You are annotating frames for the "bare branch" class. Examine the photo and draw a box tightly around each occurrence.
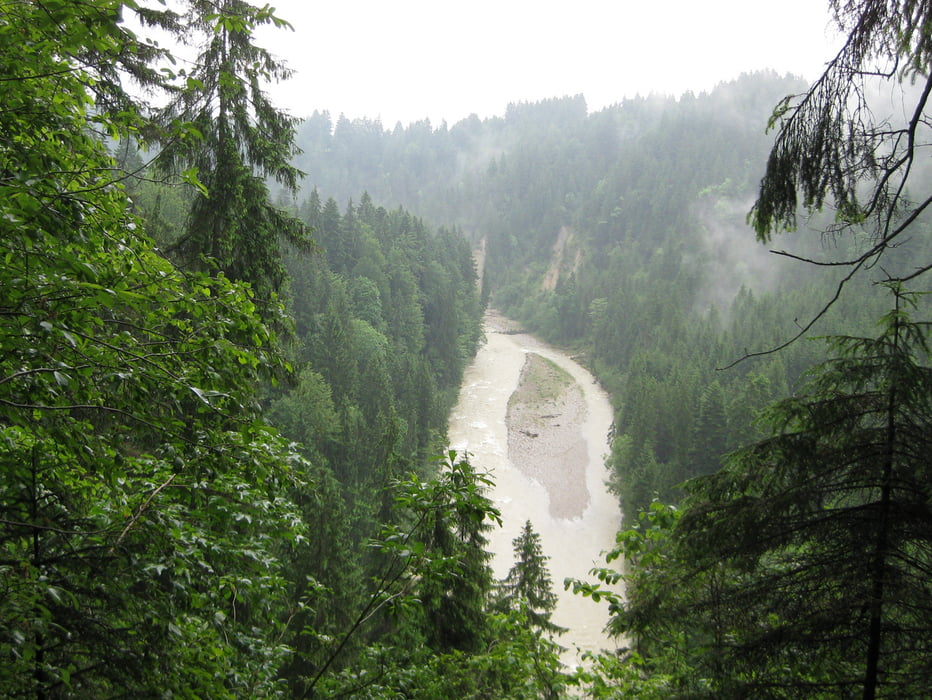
[111,474,177,551]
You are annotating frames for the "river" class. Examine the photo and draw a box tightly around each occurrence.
[447,310,623,668]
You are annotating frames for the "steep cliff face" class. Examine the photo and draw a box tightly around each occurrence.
[541,226,582,292]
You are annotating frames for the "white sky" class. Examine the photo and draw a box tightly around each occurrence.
[255,0,842,128]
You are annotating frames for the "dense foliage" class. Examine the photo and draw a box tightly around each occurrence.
[0,1,305,694]
[1,1,541,697]
[155,0,312,310]
[293,73,931,519]
[494,520,564,636]
[264,194,494,692]
[289,5,932,695]
[570,293,932,698]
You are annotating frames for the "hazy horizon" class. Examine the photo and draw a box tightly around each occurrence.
[256,0,842,128]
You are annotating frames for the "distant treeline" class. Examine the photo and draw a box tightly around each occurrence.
[291,71,932,517]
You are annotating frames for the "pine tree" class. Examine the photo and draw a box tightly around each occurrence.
[669,287,932,697]
[158,0,311,307]
[496,520,565,635]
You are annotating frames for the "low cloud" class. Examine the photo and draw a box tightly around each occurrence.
[690,194,789,314]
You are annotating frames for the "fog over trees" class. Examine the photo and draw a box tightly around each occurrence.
[2,0,930,697]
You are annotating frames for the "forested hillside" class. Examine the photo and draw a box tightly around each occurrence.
[0,1,567,697]
[292,35,932,695]
[294,72,931,518]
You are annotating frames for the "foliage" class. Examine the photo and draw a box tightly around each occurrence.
[0,2,307,693]
[300,451,521,698]
[263,185,484,693]
[752,1,932,246]
[17,0,932,695]
[292,72,922,519]
[0,1,536,697]
[579,295,932,698]
[156,0,313,307]
[311,452,570,699]
[314,613,569,700]
[400,451,500,653]
[749,0,932,360]
[494,520,565,635]
[564,502,684,697]
[673,291,932,698]
[282,193,483,481]
[411,611,569,700]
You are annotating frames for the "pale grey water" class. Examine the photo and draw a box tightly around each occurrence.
[447,312,624,668]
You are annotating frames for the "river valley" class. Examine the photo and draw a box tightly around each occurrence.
[447,310,624,668]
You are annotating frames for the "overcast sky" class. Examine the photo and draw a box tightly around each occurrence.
[254,0,842,128]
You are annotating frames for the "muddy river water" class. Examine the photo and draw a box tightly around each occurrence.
[447,311,624,667]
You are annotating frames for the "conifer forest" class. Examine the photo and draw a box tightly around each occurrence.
[1,1,931,697]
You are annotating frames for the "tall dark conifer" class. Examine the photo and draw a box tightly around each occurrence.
[158,0,311,307]
[495,520,564,635]
[670,287,932,697]
[419,454,497,653]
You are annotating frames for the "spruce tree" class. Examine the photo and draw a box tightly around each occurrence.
[669,287,932,697]
[752,1,932,301]
[419,453,498,653]
[496,520,565,635]
[157,0,312,307]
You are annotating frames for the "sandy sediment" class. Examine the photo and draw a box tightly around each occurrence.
[506,352,591,520]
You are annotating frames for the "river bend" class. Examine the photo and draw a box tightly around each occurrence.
[447,311,623,667]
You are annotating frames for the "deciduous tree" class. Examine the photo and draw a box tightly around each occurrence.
[0,2,307,694]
